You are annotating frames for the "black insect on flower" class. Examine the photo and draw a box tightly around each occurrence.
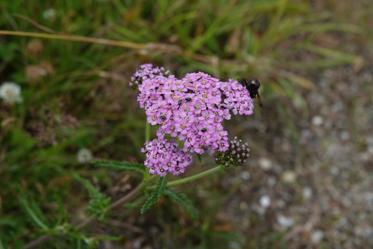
[239,79,263,107]
[215,137,250,167]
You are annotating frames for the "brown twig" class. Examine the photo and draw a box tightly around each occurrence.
[104,219,142,233]
[0,30,146,49]
[0,30,183,54]
[24,183,144,249]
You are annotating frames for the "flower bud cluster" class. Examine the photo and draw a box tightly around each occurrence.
[215,137,250,167]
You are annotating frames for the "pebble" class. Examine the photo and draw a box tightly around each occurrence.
[259,158,272,170]
[312,115,324,126]
[240,171,250,181]
[311,230,324,243]
[282,171,297,183]
[303,187,313,200]
[259,195,271,208]
[277,214,294,229]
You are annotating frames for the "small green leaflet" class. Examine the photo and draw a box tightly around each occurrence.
[140,177,167,214]
[94,160,145,173]
[164,189,199,220]
[75,175,111,220]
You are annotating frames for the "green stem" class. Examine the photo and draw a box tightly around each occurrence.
[166,165,223,187]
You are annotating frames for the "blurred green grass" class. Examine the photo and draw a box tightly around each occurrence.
[0,0,371,248]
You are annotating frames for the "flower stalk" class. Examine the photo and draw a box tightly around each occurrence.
[146,165,223,189]
[167,165,223,187]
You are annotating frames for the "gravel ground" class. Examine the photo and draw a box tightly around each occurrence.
[119,40,372,249]
[219,39,373,248]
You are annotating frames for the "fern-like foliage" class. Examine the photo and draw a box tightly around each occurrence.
[75,176,111,220]
[164,189,199,220]
[94,160,145,173]
[141,177,167,214]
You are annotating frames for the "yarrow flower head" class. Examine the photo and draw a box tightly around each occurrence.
[0,82,23,105]
[142,138,192,176]
[132,64,255,176]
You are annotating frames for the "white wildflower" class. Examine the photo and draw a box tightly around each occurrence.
[77,148,93,163]
[43,8,56,20]
[0,82,22,105]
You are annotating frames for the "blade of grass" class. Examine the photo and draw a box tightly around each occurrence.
[19,196,49,231]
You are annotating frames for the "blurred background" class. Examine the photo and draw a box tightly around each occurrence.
[0,0,372,248]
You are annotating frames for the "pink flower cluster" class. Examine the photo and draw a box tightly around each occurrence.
[132,64,254,176]
[141,138,192,176]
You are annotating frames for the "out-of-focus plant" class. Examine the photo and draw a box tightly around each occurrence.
[24,63,259,248]
[0,0,365,247]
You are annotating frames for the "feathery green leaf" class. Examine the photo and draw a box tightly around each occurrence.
[93,160,145,173]
[141,177,167,214]
[164,189,199,220]
[75,175,111,220]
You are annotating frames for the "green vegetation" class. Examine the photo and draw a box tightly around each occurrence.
[0,0,371,248]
